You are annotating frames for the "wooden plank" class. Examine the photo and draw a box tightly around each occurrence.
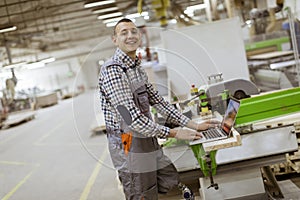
[248,50,293,60]
[202,128,241,152]
[251,112,300,130]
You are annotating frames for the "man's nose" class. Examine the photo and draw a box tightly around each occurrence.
[128,32,133,37]
[128,31,136,37]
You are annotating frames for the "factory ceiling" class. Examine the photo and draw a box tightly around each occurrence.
[0,0,203,64]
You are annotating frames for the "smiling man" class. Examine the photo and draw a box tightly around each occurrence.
[99,18,217,200]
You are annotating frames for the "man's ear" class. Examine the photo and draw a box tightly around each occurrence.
[111,35,117,46]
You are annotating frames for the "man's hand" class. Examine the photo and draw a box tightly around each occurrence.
[169,128,202,141]
[187,119,220,131]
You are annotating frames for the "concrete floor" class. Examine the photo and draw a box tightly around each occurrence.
[0,90,125,200]
[1,90,300,200]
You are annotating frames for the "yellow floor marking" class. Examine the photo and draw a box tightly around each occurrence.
[34,119,70,145]
[79,149,108,200]
[0,161,28,166]
[1,164,39,200]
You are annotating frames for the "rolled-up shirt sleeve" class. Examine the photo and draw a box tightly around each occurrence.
[102,65,170,138]
[146,82,190,127]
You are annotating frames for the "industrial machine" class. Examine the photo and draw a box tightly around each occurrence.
[162,86,300,200]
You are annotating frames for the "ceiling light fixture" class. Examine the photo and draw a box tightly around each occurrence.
[2,61,26,69]
[185,3,207,12]
[22,57,55,70]
[84,0,115,8]
[106,18,137,27]
[2,0,17,34]
[104,12,149,26]
[126,12,149,19]
[102,16,124,24]
[106,22,118,27]
[97,12,123,20]
[40,57,56,64]
[24,61,45,70]
[0,25,17,33]
[92,7,118,14]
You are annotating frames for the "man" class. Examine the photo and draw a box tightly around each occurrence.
[99,18,218,200]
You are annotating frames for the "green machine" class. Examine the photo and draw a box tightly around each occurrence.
[163,86,300,192]
[235,87,300,128]
[245,36,290,54]
[189,87,300,190]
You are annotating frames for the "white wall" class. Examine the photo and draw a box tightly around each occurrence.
[14,57,84,93]
[284,0,300,19]
[80,38,115,89]
[161,17,250,97]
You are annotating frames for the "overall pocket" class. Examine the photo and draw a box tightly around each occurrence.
[137,91,150,114]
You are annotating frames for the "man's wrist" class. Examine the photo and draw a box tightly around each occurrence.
[168,129,178,138]
[186,120,198,130]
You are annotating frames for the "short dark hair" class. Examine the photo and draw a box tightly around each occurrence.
[113,18,134,35]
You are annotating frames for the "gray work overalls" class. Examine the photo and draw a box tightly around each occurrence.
[103,60,179,200]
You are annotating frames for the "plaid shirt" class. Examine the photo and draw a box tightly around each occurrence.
[99,48,189,138]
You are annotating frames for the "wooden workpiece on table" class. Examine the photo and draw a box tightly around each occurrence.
[202,128,241,152]
[192,112,242,152]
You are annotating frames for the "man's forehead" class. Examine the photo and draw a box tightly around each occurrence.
[116,22,137,32]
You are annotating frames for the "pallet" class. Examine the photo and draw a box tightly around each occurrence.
[1,110,35,129]
[35,92,58,108]
[271,122,300,175]
[287,122,300,173]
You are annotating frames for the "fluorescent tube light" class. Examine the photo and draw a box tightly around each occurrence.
[0,25,17,33]
[3,61,26,69]
[102,16,124,24]
[84,0,115,8]
[92,7,118,14]
[106,22,118,27]
[40,57,56,64]
[24,62,45,70]
[106,19,136,27]
[186,4,207,11]
[126,12,148,19]
[97,12,123,20]
[103,12,149,26]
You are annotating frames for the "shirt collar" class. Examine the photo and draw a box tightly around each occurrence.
[113,48,141,69]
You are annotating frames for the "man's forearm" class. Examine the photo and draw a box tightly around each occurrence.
[168,129,178,138]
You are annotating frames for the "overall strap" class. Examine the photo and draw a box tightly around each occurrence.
[102,59,127,73]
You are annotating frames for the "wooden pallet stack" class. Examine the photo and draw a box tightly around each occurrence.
[286,122,300,173]
[270,122,300,175]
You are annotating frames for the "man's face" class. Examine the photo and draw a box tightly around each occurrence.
[113,22,141,54]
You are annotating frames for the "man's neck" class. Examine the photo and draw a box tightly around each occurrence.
[127,51,136,61]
